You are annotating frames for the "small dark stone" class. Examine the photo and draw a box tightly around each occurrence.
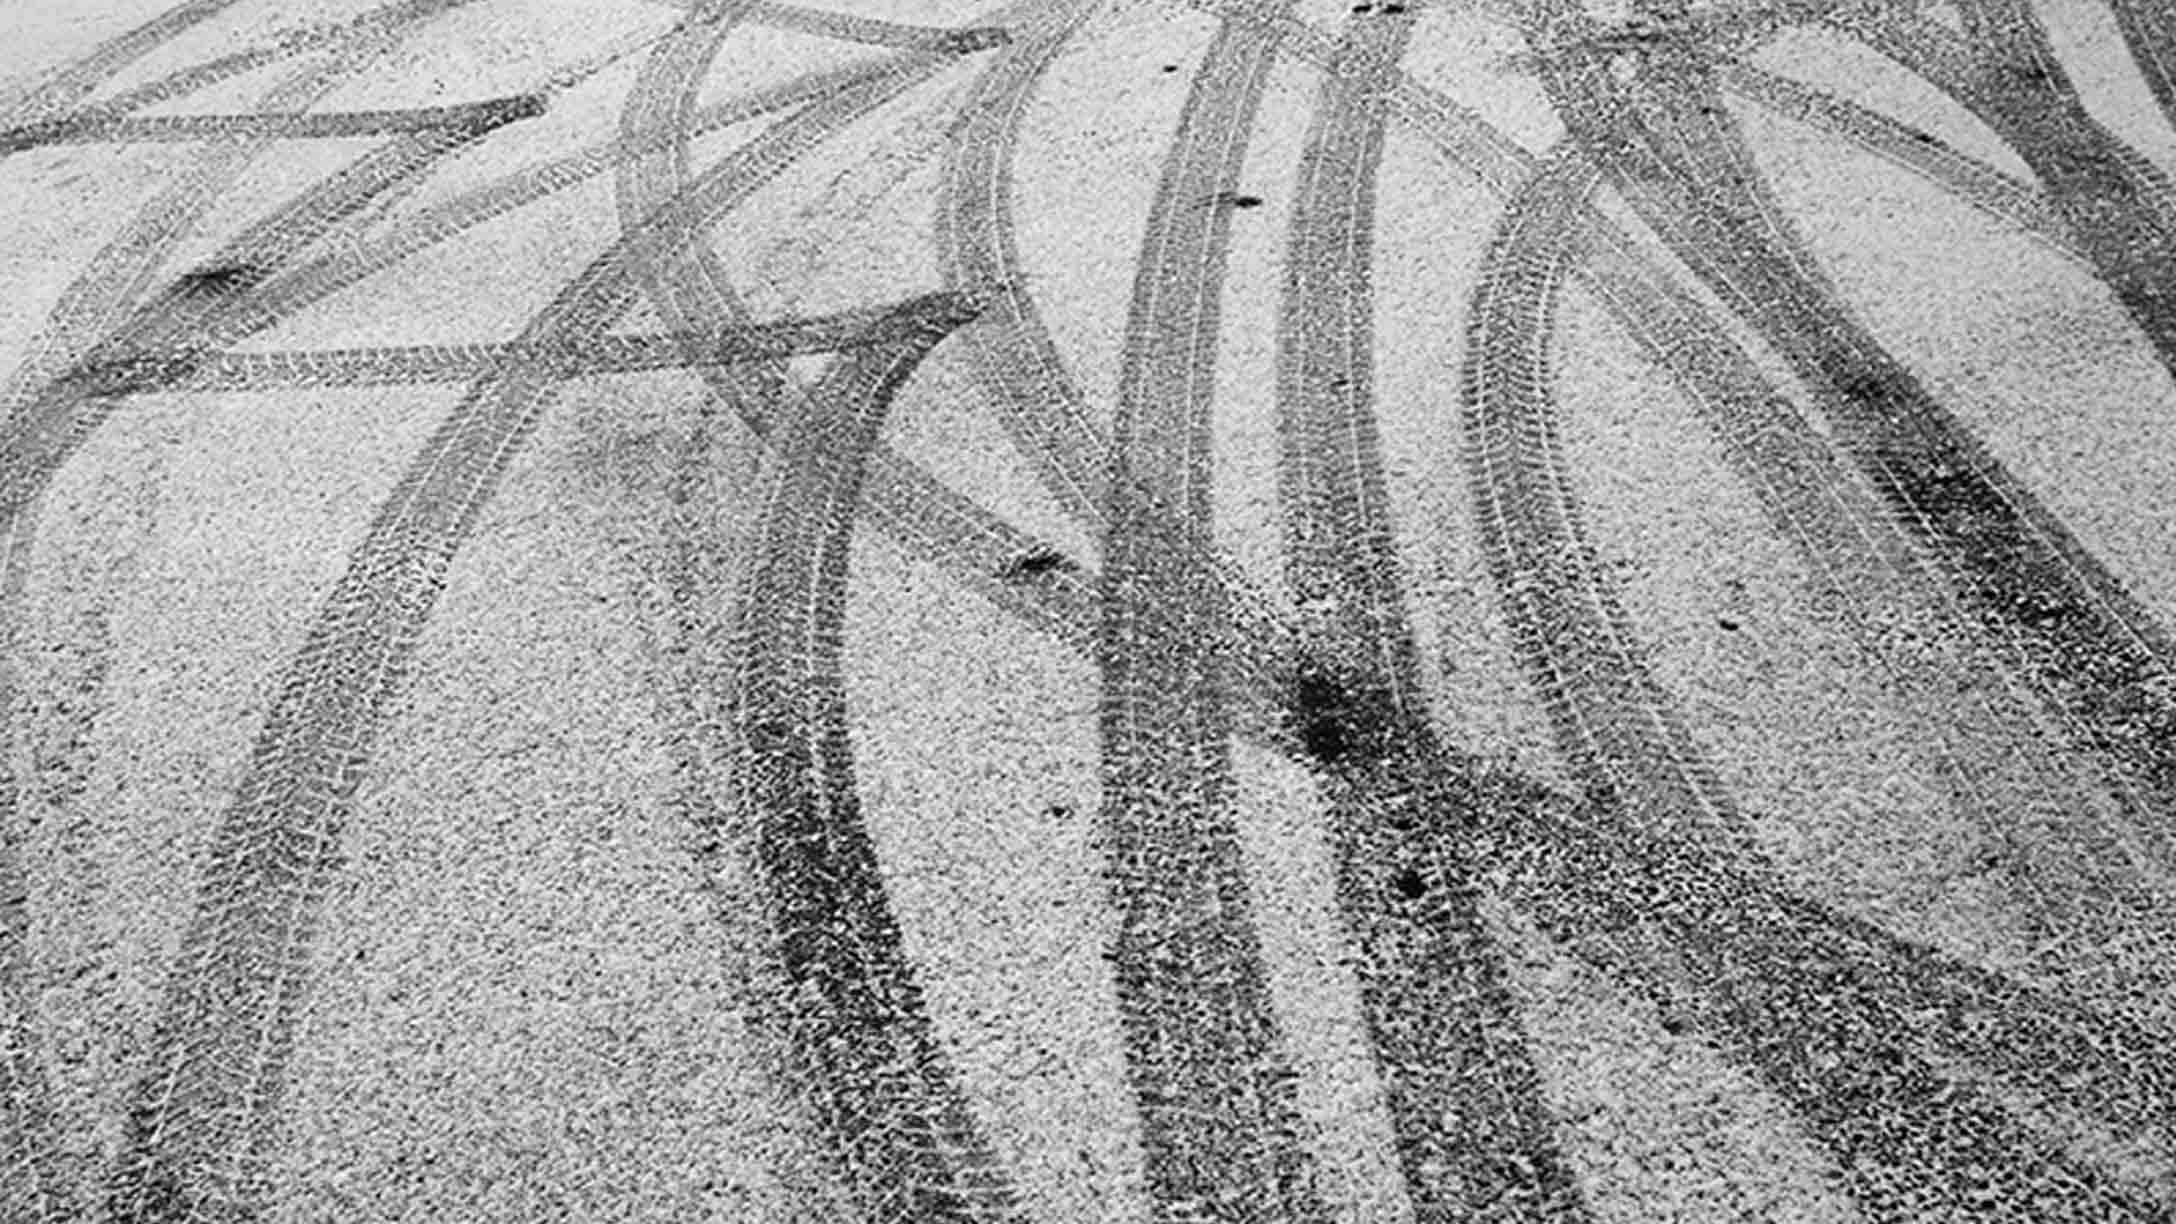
[1717,615,1740,631]
[1393,868,1427,900]
[1224,193,1265,209]
[1002,547,1076,579]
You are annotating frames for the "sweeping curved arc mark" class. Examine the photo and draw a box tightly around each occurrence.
[935,0,1106,530]
[0,0,247,127]
[1716,61,2080,261]
[1841,0,2176,385]
[728,300,1022,1222]
[100,62,922,1221]
[1097,7,1331,1217]
[1537,21,2176,893]
[1464,147,2169,1222]
[1273,11,1592,1219]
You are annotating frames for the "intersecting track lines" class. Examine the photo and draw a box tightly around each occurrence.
[0,3,525,1218]
[1465,138,2175,1223]
[723,295,1020,1222]
[96,28,985,1222]
[1273,6,1590,1219]
[1096,3,1337,1217]
[0,0,247,128]
[1839,0,2176,386]
[1532,0,2176,919]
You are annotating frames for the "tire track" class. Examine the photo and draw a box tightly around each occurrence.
[99,37,915,1219]
[2111,0,2176,134]
[1529,2,2176,928]
[742,0,1012,54]
[1273,8,1589,1219]
[721,295,1019,1221]
[1464,144,2173,1222]
[64,299,964,395]
[936,0,1105,528]
[1252,0,2176,953]
[0,0,246,127]
[1717,60,2078,261]
[0,94,547,154]
[609,9,1042,1214]
[1097,5,1328,1217]
[1840,0,2176,384]
[1,6,493,1219]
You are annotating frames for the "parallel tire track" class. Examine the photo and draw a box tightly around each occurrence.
[610,9,1034,1214]
[1533,8,2176,918]
[936,0,1105,527]
[100,39,908,1218]
[724,295,1019,1221]
[1464,143,2173,1222]
[1274,8,1589,1219]
[1098,6,1329,1218]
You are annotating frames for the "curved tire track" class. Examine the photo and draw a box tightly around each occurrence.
[723,295,1019,1221]
[1465,143,2172,1223]
[100,41,915,1219]
[1273,8,1589,1219]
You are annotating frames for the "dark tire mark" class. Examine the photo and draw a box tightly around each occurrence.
[1099,7,1329,1217]
[0,93,546,154]
[1533,2,2176,922]
[1275,9,1590,1219]
[100,33,907,1219]
[1465,141,2172,1222]
[726,295,1019,1221]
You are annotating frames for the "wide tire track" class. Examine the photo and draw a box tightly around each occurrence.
[1095,5,1332,1218]
[722,297,1019,1221]
[1273,8,1590,1220]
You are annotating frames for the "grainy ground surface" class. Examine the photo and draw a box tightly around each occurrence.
[2,1,2176,1221]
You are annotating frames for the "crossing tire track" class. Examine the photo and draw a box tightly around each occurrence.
[721,296,1020,1221]
[1531,4,2176,922]
[1464,142,2172,1223]
[99,43,926,1219]
[1095,6,1332,1217]
[1273,8,1590,1219]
